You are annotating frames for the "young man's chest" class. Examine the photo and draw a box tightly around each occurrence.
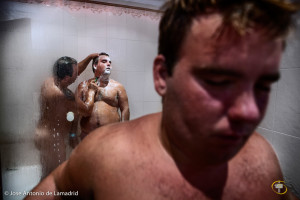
[91,155,280,200]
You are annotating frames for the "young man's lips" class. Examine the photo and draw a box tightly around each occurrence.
[213,133,243,145]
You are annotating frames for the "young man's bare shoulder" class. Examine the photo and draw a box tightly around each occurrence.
[228,132,283,193]
[232,132,281,171]
[220,133,284,200]
[69,112,162,173]
[240,132,279,162]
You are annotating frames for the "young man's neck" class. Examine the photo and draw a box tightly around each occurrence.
[159,121,228,198]
[95,74,110,86]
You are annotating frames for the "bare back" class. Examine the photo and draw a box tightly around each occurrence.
[35,78,78,144]
[35,77,79,178]
[54,113,289,200]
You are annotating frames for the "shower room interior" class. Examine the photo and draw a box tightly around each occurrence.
[0,0,299,199]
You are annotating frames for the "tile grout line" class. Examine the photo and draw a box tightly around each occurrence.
[258,127,300,140]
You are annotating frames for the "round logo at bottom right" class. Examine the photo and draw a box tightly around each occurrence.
[271,180,287,195]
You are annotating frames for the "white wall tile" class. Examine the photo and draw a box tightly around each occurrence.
[0,68,21,106]
[273,69,300,138]
[18,69,40,105]
[63,35,78,57]
[31,21,64,54]
[126,13,159,42]
[126,14,146,41]
[63,9,86,37]
[44,24,64,51]
[31,21,47,50]
[259,83,278,130]
[17,104,35,138]
[0,105,20,139]
[143,101,162,115]
[143,70,161,101]
[85,11,106,38]
[0,31,31,69]
[280,29,300,69]
[32,4,63,24]
[129,101,143,120]
[126,71,144,102]
[77,36,88,59]
[30,49,53,82]
[142,17,159,42]
[143,41,157,72]
[107,38,127,71]
[126,40,146,71]
[107,11,127,40]
[84,36,107,55]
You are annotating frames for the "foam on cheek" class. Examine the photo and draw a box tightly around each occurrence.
[82,81,87,87]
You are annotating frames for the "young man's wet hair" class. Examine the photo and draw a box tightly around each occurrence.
[159,0,299,75]
[53,56,77,80]
[92,52,110,73]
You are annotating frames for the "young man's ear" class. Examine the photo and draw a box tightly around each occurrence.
[153,54,169,96]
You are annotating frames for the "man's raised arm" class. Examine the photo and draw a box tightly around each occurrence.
[77,53,99,76]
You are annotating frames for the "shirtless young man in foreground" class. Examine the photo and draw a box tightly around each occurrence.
[27,0,299,199]
[34,53,99,179]
[75,52,129,139]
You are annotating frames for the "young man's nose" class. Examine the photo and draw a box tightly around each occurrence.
[228,91,261,123]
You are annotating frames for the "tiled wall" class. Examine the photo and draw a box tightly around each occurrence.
[258,15,300,198]
[0,0,162,144]
[0,1,161,197]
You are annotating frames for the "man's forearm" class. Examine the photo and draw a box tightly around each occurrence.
[77,53,99,75]
[77,89,96,117]
[25,173,60,200]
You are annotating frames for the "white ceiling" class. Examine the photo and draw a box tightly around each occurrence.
[92,0,167,11]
